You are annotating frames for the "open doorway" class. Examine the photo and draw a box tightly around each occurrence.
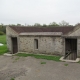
[11,37,18,54]
[65,38,77,60]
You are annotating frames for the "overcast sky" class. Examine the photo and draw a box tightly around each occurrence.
[0,0,80,25]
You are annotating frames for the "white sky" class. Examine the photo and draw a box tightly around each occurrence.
[0,0,80,25]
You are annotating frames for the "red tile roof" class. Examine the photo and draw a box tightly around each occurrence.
[9,26,74,34]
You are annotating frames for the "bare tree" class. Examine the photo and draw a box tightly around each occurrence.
[59,20,69,26]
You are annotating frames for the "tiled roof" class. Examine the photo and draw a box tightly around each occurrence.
[9,26,74,34]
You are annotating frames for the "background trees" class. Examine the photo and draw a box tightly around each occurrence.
[59,20,69,26]
[0,20,75,35]
[0,24,6,35]
[48,22,59,27]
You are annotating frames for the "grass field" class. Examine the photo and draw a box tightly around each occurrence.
[16,53,61,61]
[0,35,7,44]
[0,35,8,55]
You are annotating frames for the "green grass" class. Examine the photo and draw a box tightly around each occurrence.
[0,35,6,44]
[10,78,15,80]
[41,62,46,64]
[64,64,68,66]
[78,61,80,63]
[0,35,8,55]
[16,53,61,61]
[12,57,20,63]
[15,57,20,60]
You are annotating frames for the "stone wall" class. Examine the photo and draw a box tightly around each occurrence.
[6,26,18,52]
[19,36,63,55]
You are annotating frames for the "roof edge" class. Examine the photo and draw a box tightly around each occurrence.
[19,32,62,36]
[8,26,19,34]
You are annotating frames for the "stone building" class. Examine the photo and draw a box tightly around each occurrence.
[6,25,80,60]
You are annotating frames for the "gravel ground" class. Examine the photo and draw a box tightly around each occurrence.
[0,55,80,80]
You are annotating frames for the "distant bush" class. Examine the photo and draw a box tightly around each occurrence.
[0,25,6,34]
[0,31,4,35]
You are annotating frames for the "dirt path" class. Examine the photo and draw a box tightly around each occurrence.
[0,55,80,80]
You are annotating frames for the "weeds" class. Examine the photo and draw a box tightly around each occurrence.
[41,62,46,64]
[64,64,68,66]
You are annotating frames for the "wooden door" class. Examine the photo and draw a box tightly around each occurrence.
[65,39,77,60]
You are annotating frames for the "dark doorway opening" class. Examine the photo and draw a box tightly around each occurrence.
[34,39,38,49]
[65,38,77,60]
[11,37,18,54]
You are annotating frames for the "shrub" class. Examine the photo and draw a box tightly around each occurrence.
[0,31,4,35]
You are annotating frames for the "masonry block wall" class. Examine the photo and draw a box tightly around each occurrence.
[6,26,18,52]
[19,36,63,55]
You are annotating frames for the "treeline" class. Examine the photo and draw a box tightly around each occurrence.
[0,24,6,35]
[0,20,79,35]
[17,20,72,27]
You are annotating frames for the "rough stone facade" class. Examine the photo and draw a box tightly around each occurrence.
[19,36,63,55]
[6,26,18,53]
